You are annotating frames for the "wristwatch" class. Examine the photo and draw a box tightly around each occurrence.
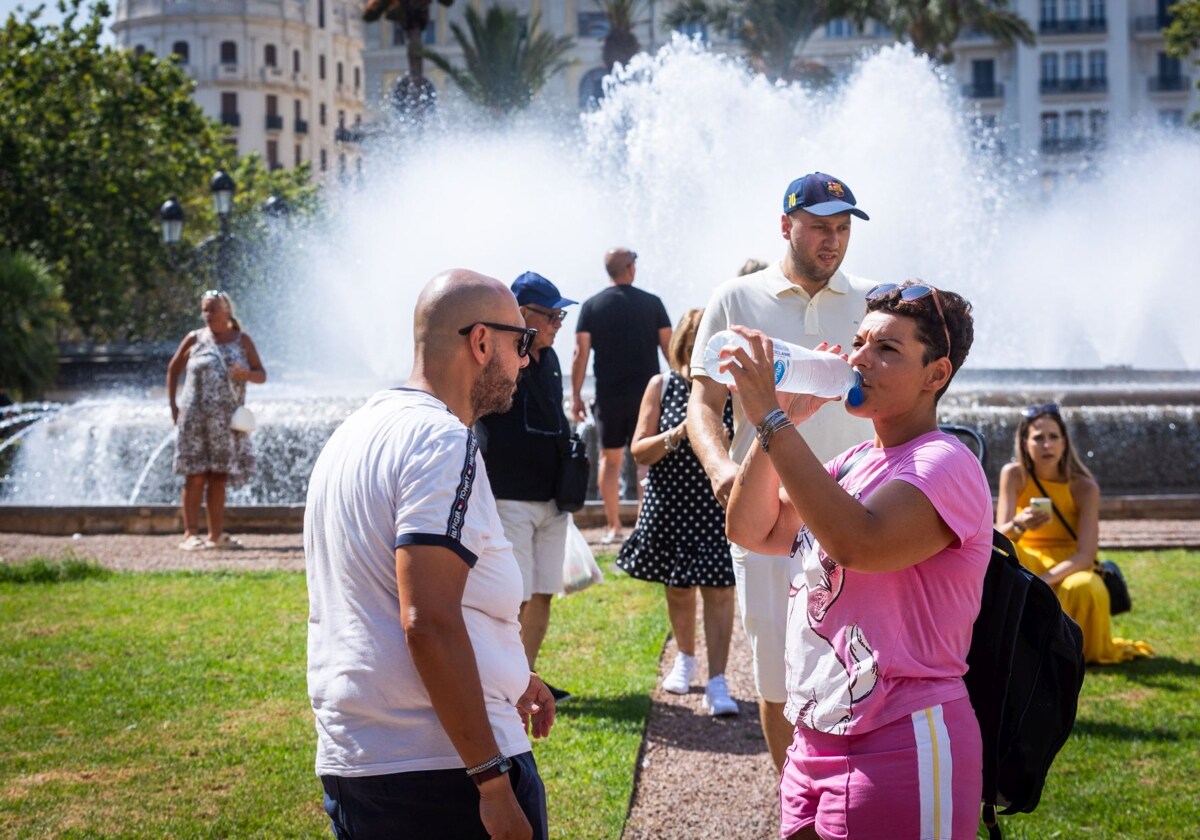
[466,753,513,786]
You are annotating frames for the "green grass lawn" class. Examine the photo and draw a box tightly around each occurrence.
[1,550,1196,839]
[0,555,665,838]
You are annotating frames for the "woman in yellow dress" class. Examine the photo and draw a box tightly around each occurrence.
[996,404,1151,664]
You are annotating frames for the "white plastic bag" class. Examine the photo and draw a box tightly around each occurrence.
[561,516,603,595]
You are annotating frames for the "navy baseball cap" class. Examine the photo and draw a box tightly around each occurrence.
[511,271,577,309]
[782,173,869,220]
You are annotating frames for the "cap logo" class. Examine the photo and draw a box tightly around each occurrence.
[787,193,798,209]
[826,181,845,198]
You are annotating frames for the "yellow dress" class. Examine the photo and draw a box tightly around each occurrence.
[1014,477,1152,665]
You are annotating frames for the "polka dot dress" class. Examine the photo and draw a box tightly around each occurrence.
[617,372,735,588]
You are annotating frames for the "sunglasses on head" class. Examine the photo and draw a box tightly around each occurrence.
[458,322,538,358]
[202,289,224,298]
[1023,403,1061,419]
[866,283,952,360]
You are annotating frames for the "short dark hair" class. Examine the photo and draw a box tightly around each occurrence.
[865,281,973,400]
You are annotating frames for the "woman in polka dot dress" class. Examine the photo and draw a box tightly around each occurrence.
[617,309,739,715]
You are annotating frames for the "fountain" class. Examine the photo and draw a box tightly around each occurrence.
[2,40,1198,530]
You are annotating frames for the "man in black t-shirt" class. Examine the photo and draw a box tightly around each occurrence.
[571,247,672,545]
[479,272,577,700]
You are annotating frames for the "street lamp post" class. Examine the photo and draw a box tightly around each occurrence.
[159,169,239,292]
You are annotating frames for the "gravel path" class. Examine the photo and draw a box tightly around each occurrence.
[3,520,1198,839]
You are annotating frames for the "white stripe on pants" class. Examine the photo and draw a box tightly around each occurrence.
[912,704,955,839]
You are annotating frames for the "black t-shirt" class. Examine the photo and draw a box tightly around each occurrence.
[576,284,671,400]
[478,347,566,501]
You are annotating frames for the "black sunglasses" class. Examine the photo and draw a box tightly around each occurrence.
[524,305,568,325]
[458,322,538,358]
[866,283,952,360]
[1023,403,1061,419]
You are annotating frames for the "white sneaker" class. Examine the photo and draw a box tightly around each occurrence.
[704,674,739,716]
[661,652,696,694]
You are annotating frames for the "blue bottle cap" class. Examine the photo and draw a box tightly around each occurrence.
[846,372,864,408]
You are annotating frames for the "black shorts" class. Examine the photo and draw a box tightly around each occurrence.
[321,751,547,840]
[594,391,643,450]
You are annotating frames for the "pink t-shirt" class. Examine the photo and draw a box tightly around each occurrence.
[783,430,992,735]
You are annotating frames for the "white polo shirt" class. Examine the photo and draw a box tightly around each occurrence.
[305,388,532,777]
[690,263,875,464]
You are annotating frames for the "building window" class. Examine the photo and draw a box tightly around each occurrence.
[1088,0,1105,21]
[674,20,709,42]
[320,103,326,126]
[295,144,302,167]
[134,44,146,57]
[337,61,344,85]
[354,66,361,90]
[171,41,189,64]
[337,109,345,128]
[1088,50,1106,82]
[1041,112,1060,140]
[319,0,325,28]
[1159,109,1184,128]
[221,92,239,126]
[825,18,854,38]
[293,49,301,74]
[220,41,237,65]
[265,44,278,67]
[577,11,609,37]
[319,54,326,80]
[267,94,278,116]
[1064,0,1081,21]
[1064,111,1083,139]
[1088,109,1107,139]
[1158,51,1183,80]
[1040,53,1059,82]
[294,99,302,120]
[1064,51,1082,81]
[339,154,346,177]
[320,148,327,171]
[1039,0,1057,24]
[267,139,279,169]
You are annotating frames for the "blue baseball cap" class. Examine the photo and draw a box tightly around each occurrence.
[782,173,869,220]
[511,271,577,309]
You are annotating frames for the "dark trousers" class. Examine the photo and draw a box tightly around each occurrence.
[321,751,546,840]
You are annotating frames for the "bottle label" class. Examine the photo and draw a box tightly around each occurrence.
[773,360,786,386]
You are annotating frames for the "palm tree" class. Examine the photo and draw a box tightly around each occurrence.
[423,5,575,114]
[665,0,853,82]
[0,250,69,400]
[848,0,1035,64]
[596,0,643,68]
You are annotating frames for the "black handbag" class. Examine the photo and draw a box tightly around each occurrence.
[1030,475,1131,616]
[524,365,590,513]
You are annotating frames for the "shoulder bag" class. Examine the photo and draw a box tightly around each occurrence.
[1029,474,1130,615]
[525,367,588,513]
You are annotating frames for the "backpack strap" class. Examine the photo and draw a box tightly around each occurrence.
[835,444,871,482]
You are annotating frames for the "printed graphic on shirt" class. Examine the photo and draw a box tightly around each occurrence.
[787,512,879,734]
[446,431,478,540]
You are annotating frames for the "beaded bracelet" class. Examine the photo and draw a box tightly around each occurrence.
[664,428,679,452]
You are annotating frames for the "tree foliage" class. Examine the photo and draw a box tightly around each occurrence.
[851,0,1035,64]
[0,1,320,342]
[1165,0,1200,127]
[596,0,643,68]
[0,250,70,400]
[423,5,575,113]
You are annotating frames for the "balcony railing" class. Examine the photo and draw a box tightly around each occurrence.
[1040,137,1101,154]
[220,112,240,127]
[1040,77,1108,94]
[294,118,309,135]
[265,115,284,130]
[962,82,1004,99]
[1038,17,1107,34]
[1133,13,1174,32]
[1149,75,1191,92]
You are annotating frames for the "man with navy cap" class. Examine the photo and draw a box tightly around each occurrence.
[479,271,579,700]
[687,173,875,777]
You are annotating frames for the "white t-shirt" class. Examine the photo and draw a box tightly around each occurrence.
[305,388,532,777]
[690,263,875,464]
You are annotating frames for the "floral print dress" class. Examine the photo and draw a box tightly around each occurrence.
[173,328,255,484]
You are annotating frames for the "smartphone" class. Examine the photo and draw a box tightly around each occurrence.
[1030,497,1052,515]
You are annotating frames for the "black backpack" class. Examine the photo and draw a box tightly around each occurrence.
[964,530,1086,839]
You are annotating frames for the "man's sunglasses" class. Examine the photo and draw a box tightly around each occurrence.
[458,322,538,358]
[1023,403,1061,419]
[524,305,568,325]
[866,283,952,360]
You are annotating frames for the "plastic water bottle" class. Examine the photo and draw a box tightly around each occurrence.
[702,329,864,407]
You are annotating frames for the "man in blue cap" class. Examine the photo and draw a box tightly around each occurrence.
[687,172,875,774]
[479,271,579,701]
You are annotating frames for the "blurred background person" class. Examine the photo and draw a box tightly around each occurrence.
[617,309,739,716]
[996,404,1151,664]
[166,290,266,551]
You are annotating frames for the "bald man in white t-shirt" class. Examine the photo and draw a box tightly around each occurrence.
[306,269,556,840]
[688,174,875,775]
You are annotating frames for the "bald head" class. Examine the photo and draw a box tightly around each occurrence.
[414,269,521,352]
[604,247,637,282]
